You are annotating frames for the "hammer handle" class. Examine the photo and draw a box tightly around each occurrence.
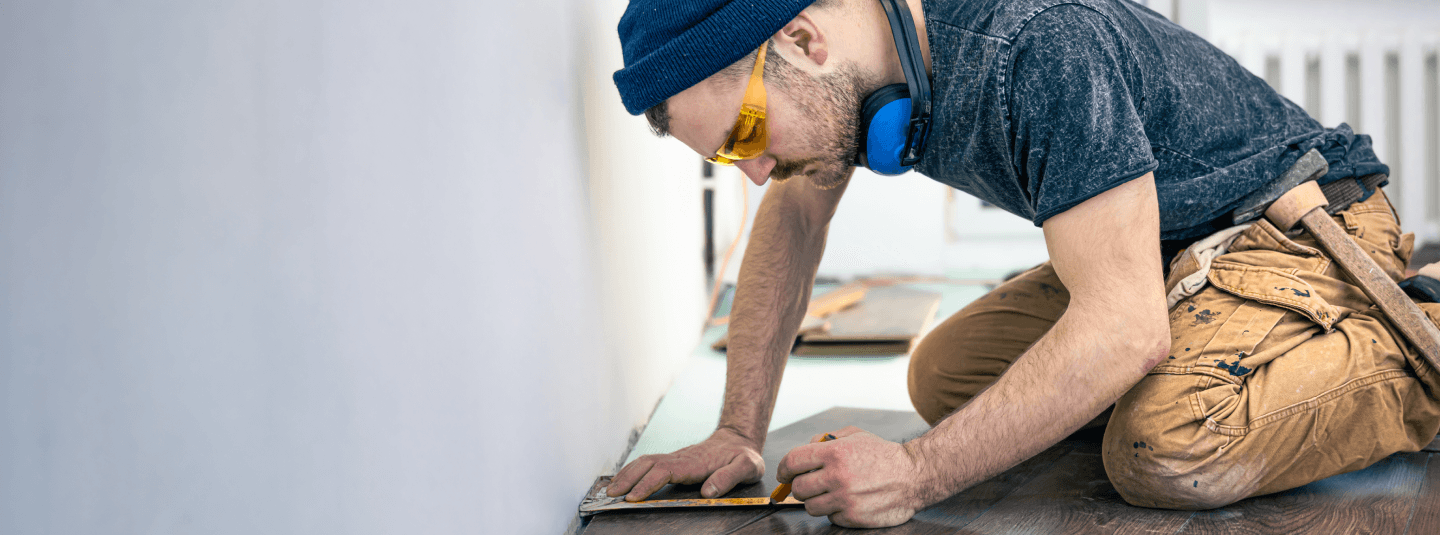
[1299,208,1440,369]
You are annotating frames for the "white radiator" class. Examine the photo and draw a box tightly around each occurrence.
[1208,21,1440,242]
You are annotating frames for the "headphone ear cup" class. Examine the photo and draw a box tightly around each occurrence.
[856,84,913,175]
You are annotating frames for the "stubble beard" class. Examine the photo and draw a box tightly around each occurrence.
[768,64,867,190]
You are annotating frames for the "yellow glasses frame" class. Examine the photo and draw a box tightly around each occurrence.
[707,41,769,165]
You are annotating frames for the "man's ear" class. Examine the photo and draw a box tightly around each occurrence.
[773,11,828,69]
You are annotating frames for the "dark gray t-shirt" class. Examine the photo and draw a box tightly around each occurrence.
[914,0,1387,243]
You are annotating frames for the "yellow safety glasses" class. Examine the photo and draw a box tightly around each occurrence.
[707,41,769,165]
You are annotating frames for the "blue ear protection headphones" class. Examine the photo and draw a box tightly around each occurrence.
[855,0,932,175]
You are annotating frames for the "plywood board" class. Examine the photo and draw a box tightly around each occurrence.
[800,286,940,343]
[712,286,941,355]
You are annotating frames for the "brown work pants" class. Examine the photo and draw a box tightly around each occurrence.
[908,190,1440,509]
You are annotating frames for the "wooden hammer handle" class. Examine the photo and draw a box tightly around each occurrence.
[1298,208,1440,367]
[1265,181,1440,370]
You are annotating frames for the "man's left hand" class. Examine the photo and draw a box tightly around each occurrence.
[776,426,923,528]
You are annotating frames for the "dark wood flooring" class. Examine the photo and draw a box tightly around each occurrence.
[581,407,1440,535]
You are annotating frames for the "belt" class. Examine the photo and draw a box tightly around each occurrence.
[1230,149,1387,226]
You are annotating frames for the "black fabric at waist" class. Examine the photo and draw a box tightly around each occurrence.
[1159,172,1388,276]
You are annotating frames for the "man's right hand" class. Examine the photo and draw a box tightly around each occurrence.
[605,427,765,501]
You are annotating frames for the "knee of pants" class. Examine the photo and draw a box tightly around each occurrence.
[908,262,1066,425]
[1105,460,1255,510]
[906,334,1006,427]
[1102,418,1259,510]
[907,336,967,427]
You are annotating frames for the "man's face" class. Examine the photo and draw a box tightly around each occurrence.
[667,54,866,189]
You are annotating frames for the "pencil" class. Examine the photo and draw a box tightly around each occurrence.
[770,433,837,503]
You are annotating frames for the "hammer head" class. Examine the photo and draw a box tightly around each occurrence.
[1230,148,1330,226]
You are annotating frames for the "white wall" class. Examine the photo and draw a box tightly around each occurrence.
[0,1,701,533]
[580,0,710,428]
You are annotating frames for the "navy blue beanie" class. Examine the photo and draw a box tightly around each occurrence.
[614,0,818,115]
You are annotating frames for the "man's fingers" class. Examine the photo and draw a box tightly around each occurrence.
[828,512,859,528]
[802,491,841,517]
[701,458,762,498]
[607,455,658,496]
[830,425,866,438]
[776,443,826,483]
[1419,261,1440,280]
[791,469,837,501]
[625,465,675,502]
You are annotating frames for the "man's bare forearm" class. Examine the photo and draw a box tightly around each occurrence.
[718,177,849,447]
[904,175,1169,508]
[904,307,1169,505]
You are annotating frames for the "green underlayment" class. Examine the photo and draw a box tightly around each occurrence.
[623,280,994,466]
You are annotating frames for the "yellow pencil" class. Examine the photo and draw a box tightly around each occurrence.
[770,433,837,503]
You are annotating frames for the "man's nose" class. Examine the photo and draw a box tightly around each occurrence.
[735,157,774,186]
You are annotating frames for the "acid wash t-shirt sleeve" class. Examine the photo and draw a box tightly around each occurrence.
[1008,5,1159,226]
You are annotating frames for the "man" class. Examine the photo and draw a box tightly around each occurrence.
[604,0,1440,528]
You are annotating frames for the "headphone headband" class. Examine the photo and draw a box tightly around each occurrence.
[877,0,931,166]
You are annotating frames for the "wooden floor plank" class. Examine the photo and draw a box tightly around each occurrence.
[579,506,765,535]
[1403,453,1440,535]
[585,410,1439,534]
[729,442,1080,535]
[957,441,1194,535]
[1177,452,1430,535]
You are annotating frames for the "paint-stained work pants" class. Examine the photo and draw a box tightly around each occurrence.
[907,190,1440,509]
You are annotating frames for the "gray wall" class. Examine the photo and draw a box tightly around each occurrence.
[0,1,676,533]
